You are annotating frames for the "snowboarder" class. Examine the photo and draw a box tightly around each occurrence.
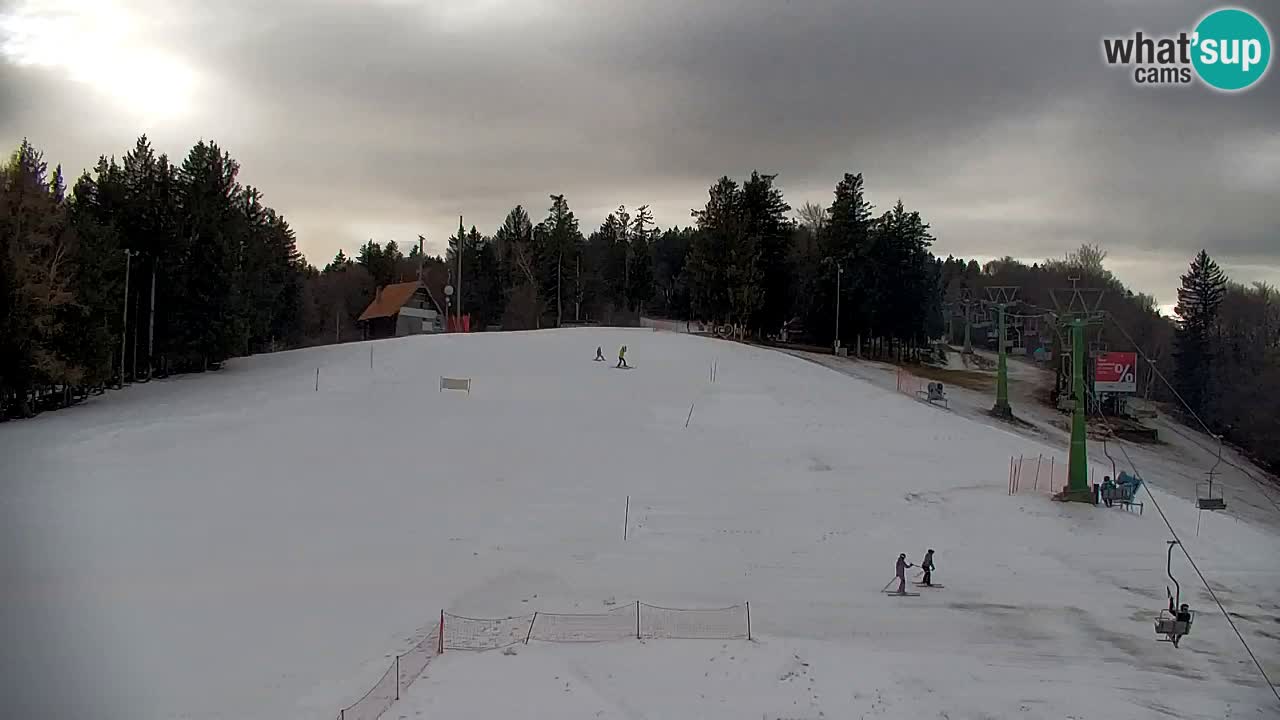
[595,346,606,361]
[617,345,629,368]
[920,549,936,587]
[895,553,913,594]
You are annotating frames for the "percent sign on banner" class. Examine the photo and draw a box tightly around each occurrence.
[1095,351,1137,393]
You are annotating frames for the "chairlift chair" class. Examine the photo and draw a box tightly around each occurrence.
[1155,540,1194,647]
[1100,434,1117,503]
[1196,436,1227,511]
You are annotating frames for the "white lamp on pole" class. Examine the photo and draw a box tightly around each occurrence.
[443,284,454,332]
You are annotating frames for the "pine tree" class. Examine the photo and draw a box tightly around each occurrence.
[237,186,274,353]
[688,177,741,323]
[652,227,693,318]
[358,240,397,287]
[266,211,305,346]
[627,205,656,312]
[1174,249,1227,413]
[326,249,350,273]
[0,140,79,413]
[867,200,936,347]
[596,208,630,309]
[538,194,582,327]
[147,153,181,375]
[807,173,873,345]
[468,232,503,330]
[175,141,243,369]
[739,172,792,333]
[117,136,160,377]
[494,205,540,328]
[64,170,124,388]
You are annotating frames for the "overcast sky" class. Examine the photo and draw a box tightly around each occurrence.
[1,0,1276,307]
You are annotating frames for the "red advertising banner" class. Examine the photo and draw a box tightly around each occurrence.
[1095,351,1137,393]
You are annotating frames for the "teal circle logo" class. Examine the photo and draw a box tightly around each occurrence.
[1192,8,1271,91]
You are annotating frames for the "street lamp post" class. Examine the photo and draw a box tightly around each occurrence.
[834,265,843,354]
[120,249,133,388]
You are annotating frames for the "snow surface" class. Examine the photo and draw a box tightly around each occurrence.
[2,328,1278,719]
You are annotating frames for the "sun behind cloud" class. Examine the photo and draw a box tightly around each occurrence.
[0,0,200,125]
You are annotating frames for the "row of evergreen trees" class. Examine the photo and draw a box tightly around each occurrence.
[312,170,942,352]
[1,137,305,416]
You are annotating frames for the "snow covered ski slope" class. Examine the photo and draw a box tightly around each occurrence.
[1,328,1277,719]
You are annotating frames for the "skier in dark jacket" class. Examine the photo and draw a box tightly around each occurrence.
[595,346,606,361]
[895,553,913,594]
[920,549,936,587]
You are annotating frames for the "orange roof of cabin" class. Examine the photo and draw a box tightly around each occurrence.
[358,281,425,321]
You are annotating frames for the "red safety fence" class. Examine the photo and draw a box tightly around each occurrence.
[445,314,472,332]
[1009,453,1065,495]
[1008,453,1110,496]
[896,368,924,396]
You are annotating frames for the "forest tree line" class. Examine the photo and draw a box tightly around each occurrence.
[3,137,1278,471]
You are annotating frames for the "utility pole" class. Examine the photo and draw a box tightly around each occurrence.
[417,235,425,282]
[1050,278,1107,502]
[834,264,843,353]
[148,261,156,378]
[132,268,140,381]
[456,216,464,329]
[444,267,454,332]
[120,249,132,388]
[985,286,1019,419]
[960,288,974,355]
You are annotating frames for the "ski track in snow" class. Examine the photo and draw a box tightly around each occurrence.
[1,328,1277,719]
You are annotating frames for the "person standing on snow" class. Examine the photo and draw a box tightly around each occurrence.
[895,553,913,594]
[617,345,629,368]
[920,549,936,587]
[595,346,606,361]
[1101,476,1116,507]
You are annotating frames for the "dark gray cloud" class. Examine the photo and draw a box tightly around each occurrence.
[2,0,1277,302]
